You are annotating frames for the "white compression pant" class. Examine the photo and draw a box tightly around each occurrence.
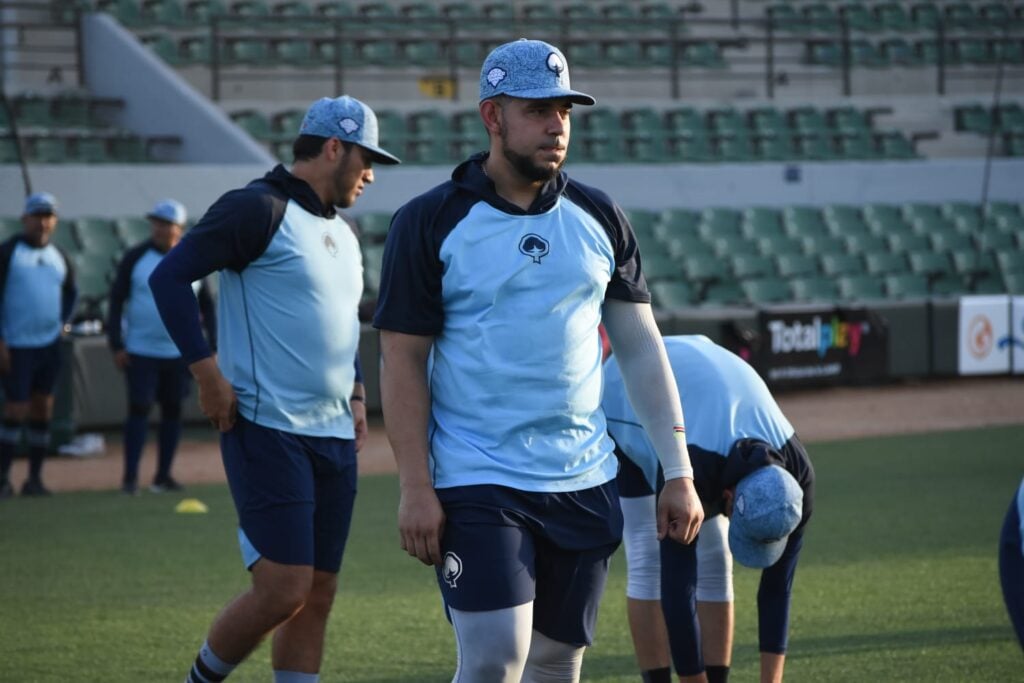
[620,494,734,602]
[449,605,585,683]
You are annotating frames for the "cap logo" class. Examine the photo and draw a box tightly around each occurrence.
[338,117,360,135]
[546,52,564,74]
[487,67,508,88]
[735,493,746,516]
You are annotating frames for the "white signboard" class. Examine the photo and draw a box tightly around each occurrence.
[958,295,1011,375]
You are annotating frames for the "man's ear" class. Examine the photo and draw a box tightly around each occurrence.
[479,100,501,136]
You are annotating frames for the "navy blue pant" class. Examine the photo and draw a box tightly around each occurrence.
[122,354,190,486]
[999,492,1024,650]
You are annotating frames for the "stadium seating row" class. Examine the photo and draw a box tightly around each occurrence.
[0,133,171,164]
[766,2,1024,34]
[804,36,1024,66]
[233,104,922,164]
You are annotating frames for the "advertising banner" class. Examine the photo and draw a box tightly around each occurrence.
[753,306,888,388]
[958,296,1011,375]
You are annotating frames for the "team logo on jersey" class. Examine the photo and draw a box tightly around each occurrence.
[322,232,339,257]
[735,493,746,517]
[546,52,565,74]
[442,552,463,588]
[486,67,507,88]
[519,233,550,264]
[338,117,360,135]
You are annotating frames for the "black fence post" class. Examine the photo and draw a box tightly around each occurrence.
[766,17,775,99]
[210,16,220,101]
[840,14,851,96]
[936,19,946,96]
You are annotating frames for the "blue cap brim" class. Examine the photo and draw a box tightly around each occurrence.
[484,87,596,106]
[728,524,788,569]
[358,142,402,165]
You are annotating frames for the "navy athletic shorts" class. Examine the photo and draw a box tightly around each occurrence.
[999,491,1024,649]
[435,481,623,646]
[125,354,190,406]
[221,415,357,573]
[1,339,62,402]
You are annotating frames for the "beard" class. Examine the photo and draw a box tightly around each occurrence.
[500,129,565,183]
[332,156,356,208]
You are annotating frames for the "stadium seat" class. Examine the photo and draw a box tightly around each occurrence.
[783,206,828,236]
[0,216,24,240]
[1003,271,1024,294]
[643,253,684,282]
[776,252,820,278]
[757,234,805,257]
[929,231,973,252]
[683,254,729,286]
[114,216,151,245]
[824,204,869,236]
[975,230,1016,251]
[802,234,847,256]
[356,212,392,243]
[757,134,798,161]
[701,282,746,306]
[864,251,908,275]
[650,281,695,310]
[49,224,80,254]
[658,208,700,233]
[730,253,776,279]
[837,274,885,300]
[877,132,918,159]
[230,109,272,140]
[740,207,784,238]
[820,252,865,276]
[887,232,930,253]
[75,217,123,258]
[790,276,840,301]
[712,234,759,258]
[740,277,791,305]
[884,273,931,298]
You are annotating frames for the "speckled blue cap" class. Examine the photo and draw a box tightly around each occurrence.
[299,95,401,165]
[147,199,187,226]
[479,39,595,105]
[24,192,58,215]
[729,465,804,569]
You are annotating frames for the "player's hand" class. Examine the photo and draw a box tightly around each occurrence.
[0,341,8,374]
[397,483,446,566]
[189,357,237,432]
[352,398,368,452]
[113,350,130,371]
[657,476,704,545]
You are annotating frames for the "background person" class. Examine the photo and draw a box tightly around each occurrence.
[603,335,815,683]
[1000,476,1024,650]
[0,192,77,498]
[107,198,216,494]
[374,39,702,683]
[150,95,399,683]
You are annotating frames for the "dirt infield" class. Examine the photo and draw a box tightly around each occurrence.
[8,376,1023,494]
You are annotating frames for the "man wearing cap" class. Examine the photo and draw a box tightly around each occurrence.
[603,335,815,683]
[149,95,399,683]
[107,199,216,495]
[0,192,77,498]
[374,39,702,681]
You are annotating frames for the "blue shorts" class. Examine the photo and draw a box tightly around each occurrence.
[221,416,358,573]
[125,354,190,406]
[999,494,1024,649]
[1,339,62,402]
[435,481,622,646]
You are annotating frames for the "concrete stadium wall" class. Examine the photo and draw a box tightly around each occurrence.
[1,157,1022,218]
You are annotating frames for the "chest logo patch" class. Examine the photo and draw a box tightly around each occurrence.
[322,232,339,258]
[519,233,550,264]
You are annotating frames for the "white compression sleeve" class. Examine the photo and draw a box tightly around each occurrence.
[696,515,734,602]
[603,300,693,480]
[450,604,533,683]
[521,630,586,683]
[620,494,662,600]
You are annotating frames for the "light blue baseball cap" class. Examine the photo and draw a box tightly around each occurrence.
[729,465,803,569]
[299,95,401,165]
[24,191,58,216]
[147,199,187,226]
[479,39,596,105]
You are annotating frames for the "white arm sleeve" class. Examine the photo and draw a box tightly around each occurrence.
[603,300,693,480]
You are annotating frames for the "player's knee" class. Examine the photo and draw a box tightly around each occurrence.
[252,565,314,621]
[521,631,584,683]
[302,573,338,617]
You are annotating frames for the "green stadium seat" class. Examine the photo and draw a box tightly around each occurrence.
[796,134,836,161]
[361,40,399,66]
[757,234,804,257]
[911,2,941,31]
[837,274,885,300]
[836,133,878,160]
[681,42,725,68]
[951,249,998,283]
[887,232,930,253]
[757,135,797,161]
[850,40,887,68]
[701,282,746,306]
[841,2,881,32]
[929,231,973,252]
[666,108,707,137]
[140,34,182,65]
[644,253,684,282]
[179,35,212,65]
[230,110,272,140]
[75,218,123,257]
[29,136,68,163]
[183,0,226,25]
[915,39,959,66]
[844,232,889,255]
[907,250,952,277]
[699,208,742,234]
[682,254,729,285]
[776,252,819,278]
[0,216,23,240]
[749,107,792,136]
[114,217,151,245]
[658,208,700,232]
[790,106,829,136]
[403,40,444,67]
[717,134,756,162]
[70,136,113,164]
[820,252,865,276]
[957,39,992,65]
[624,209,659,235]
[875,2,912,32]
[275,39,316,67]
[52,92,94,128]
[766,3,804,32]
[356,212,392,243]
[712,234,759,258]
[862,204,907,233]
[790,276,839,301]
[314,1,354,18]
[803,3,839,32]
[1003,271,1024,294]
[14,94,54,128]
[877,132,917,159]
[272,0,312,17]
[884,273,930,298]
[784,210,829,238]
[730,253,776,279]
[823,204,869,236]
[49,223,80,254]
[880,38,920,67]
[673,135,713,163]
[801,234,847,256]
[740,277,791,305]
[650,281,695,310]
[976,231,1016,251]
[141,0,185,25]
[805,41,841,67]
[740,208,784,237]
[864,251,907,275]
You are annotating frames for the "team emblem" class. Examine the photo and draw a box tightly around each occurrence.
[486,67,507,88]
[546,52,564,74]
[338,117,359,135]
[442,552,463,588]
[519,233,550,264]
[735,493,746,517]
[322,232,339,257]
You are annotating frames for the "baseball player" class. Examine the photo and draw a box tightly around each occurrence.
[107,199,216,495]
[604,335,815,683]
[0,192,77,497]
[149,95,399,683]
[373,39,702,682]
[1000,477,1024,650]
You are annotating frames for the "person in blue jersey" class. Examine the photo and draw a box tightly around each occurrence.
[0,192,77,498]
[107,199,216,495]
[148,95,400,683]
[373,39,703,682]
[604,335,815,683]
[1000,477,1024,650]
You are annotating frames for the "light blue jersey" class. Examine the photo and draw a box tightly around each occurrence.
[375,154,650,492]
[0,238,72,348]
[604,335,795,491]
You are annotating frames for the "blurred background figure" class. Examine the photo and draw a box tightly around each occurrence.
[1000,477,1024,650]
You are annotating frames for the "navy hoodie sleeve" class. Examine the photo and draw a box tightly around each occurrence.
[0,237,15,340]
[196,278,218,353]
[107,244,149,351]
[57,246,77,325]
[149,185,285,364]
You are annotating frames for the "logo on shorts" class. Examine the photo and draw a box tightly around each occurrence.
[519,233,550,264]
[442,552,463,588]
